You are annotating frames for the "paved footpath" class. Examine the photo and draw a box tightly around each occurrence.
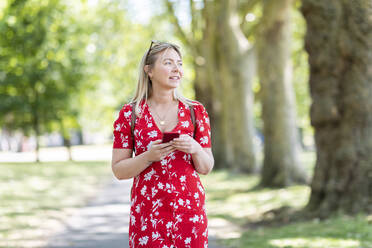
[46,176,225,248]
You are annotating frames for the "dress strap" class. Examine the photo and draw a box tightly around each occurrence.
[131,102,136,151]
[189,104,196,138]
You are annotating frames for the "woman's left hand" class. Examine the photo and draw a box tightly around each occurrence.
[170,134,201,155]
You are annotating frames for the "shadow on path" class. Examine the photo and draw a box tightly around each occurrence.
[46,177,225,248]
[46,177,131,248]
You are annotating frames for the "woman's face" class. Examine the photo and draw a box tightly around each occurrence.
[148,48,183,90]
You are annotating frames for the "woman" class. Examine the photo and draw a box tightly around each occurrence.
[112,40,214,248]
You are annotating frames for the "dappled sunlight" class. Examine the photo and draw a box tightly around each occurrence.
[208,217,241,240]
[0,161,111,246]
[28,176,52,191]
[226,186,310,220]
[269,237,360,248]
[366,215,372,222]
[204,169,372,248]
[205,170,310,223]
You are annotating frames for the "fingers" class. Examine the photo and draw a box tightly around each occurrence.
[149,138,195,161]
[162,145,175,154]
[151,140,171,149]
[173,144,190,151]
[159,147,176,160]
[160,143,173,148]
[150,140,162,148]
[170,139,189,149]
[171,139,188,147]
[170,136,194,153]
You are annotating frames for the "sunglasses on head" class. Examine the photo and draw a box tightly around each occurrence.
[145,40,159,64]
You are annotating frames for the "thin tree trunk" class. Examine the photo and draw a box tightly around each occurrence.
[33,111,40,163]
[258,0,308,187]
[215,0,257,172]
[61,121,73,161]
[32,89,41,163]
[302,0,372,216]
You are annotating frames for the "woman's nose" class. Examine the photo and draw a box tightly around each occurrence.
[172,63,180,72]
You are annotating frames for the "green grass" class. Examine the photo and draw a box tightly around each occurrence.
[237,214,372,248]
[0,161,111,248]
[2,150,371,248]
[201,151,372,248]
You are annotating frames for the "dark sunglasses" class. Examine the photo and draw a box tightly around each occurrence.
[145,40,158,64]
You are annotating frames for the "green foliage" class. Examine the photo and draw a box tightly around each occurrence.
[0,0,158,140]
[77,1,196,136]
[0,0,86,139]
[0,0,313,147]
[72,1,177,135]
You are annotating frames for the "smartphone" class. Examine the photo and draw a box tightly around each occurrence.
[162,132,180,143]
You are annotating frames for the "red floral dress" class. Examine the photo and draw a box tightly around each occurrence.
[113,99,212,248]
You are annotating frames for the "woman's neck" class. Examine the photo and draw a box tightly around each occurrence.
[148,93,176,106]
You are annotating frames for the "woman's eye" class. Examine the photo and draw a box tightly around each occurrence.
[178,63,183,66]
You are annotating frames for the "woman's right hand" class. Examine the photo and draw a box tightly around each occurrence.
[145,140,175,163]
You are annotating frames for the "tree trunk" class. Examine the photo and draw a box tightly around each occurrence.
[215,0,257,172]
[32,90,41,163]
[258,0,308,187]
[33,111,40,163]
[193,3,228,168]
[61,121,73,161]
[166,0,258,171]
[301,0,372,216]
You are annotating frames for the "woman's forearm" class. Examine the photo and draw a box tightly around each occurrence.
[112,151,152,180]
[192,146,214,175]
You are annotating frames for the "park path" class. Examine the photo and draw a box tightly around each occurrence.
[46,176,225,248]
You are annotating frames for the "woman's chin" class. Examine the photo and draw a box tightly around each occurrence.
[168,80,181,87]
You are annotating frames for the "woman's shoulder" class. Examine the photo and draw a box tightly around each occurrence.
[116,102,136,119]
[119,102,134,112]
[189,100,207,112]
[190,100,202,105]
[120,100,146,118]
[121,100,144,110]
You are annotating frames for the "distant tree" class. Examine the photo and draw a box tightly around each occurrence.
[302,0,372,216]
[165,0,257,172]
[0,0,85,161]
[258,0,308,187]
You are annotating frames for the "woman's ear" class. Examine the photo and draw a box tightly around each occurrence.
[144,65,152,78]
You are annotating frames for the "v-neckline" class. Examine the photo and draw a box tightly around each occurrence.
[145,100,181,134]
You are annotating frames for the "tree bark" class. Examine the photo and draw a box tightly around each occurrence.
[258,0,308,187]
[215,0,257,172]
[166,0,257,171]
[301,0,372,216]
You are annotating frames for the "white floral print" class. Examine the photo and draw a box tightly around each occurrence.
[113,101,211,247]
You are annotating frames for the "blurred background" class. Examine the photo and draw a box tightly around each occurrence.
[1,0,371,247]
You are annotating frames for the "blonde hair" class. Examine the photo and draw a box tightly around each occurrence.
[130,41,196,117]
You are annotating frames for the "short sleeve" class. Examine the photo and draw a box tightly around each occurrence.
[113,104,134,149]
[193,102,211,148]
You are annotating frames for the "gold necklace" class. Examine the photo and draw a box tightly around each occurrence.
[148,101,176,126]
